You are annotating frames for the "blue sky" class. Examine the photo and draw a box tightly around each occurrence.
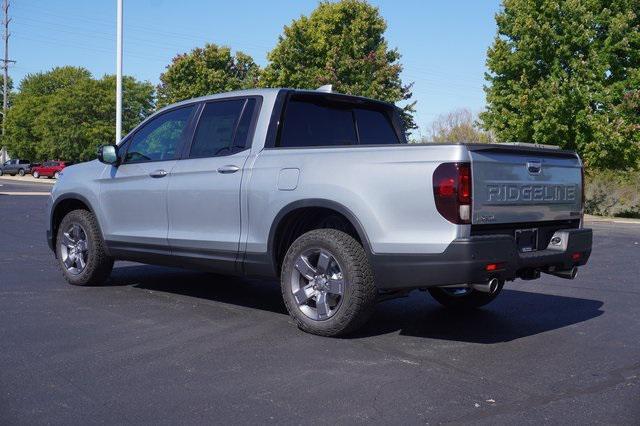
[12,0,501,135]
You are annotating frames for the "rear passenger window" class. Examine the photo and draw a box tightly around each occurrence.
[189,99,248,158]
[278,98,357,148]
[233,99,257,150]
[355,108,400,145]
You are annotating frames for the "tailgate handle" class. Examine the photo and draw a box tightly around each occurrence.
[527,161,542,175]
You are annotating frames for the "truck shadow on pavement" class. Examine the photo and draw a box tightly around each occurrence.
[359,291,604,343]
[110,264,604,344]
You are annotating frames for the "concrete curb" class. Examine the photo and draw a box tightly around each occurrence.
[0,175,55,185]
[584,214,640,225]
[0,191,51,196]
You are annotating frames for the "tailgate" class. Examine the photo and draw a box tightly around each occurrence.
[469,146,582,224]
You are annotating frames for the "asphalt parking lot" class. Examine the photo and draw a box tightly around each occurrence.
[1,178,639,425]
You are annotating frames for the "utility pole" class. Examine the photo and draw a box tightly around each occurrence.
[115,0,123,144]
[1,0,15,137]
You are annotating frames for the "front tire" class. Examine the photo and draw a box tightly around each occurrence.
[56,209,114,286]
[428,282,503,309]
[281,229,377,337]
[33,171,39,178]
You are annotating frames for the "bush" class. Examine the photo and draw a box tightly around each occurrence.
[584,169,640,218]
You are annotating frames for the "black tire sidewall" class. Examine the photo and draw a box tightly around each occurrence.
[56,210,112,286]
[281,229,376,336]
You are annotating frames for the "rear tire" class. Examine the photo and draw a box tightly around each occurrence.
[0,169,3,176]
[428,282,503,309]
[281,229,377,337]
[56,209,114,286]
[18,169,25,176]
[54,171,60,179]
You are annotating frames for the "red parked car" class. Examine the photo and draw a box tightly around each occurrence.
[32,161,70,179]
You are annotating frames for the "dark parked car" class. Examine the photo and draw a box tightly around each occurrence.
[32,161,70,179]
[0,159,31,176]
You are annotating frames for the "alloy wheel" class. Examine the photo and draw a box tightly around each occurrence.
[60,223,89,275]
[289,248,346,320]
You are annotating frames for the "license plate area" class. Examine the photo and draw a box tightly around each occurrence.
[515,228,538,253]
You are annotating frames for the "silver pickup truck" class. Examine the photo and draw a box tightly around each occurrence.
[46,87,592,336]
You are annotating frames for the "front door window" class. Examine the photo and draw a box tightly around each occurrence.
[123,106,195,163]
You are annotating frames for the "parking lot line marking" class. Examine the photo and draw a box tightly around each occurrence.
[0,191,50,196]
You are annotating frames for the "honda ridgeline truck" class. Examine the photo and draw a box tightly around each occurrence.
[46,88,592,336]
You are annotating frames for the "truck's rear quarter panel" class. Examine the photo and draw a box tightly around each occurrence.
[246,145,469,256]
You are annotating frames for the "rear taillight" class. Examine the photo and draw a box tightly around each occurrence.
[433,162,472,224]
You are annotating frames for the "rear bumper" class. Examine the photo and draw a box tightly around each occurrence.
[371,228,592,290]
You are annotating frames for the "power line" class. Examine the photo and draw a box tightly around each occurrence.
[12,3,488,91]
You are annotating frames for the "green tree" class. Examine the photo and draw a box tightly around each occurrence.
[261,0,416,129]
[617,88,640,168]
[1,67,82,160]
[19,66,91,97]
[157,43,260,108]
[481,0,640,169]
[5,67,154,162]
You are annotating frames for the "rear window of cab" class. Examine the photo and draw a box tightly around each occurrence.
[277,94,406,148]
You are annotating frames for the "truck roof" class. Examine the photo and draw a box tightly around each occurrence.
[122,87,397,145]
[157,87,395,115]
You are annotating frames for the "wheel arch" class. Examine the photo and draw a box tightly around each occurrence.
[266,199,373,275]
[50,193,104,252]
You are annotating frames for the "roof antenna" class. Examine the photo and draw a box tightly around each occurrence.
[316,84,333,93]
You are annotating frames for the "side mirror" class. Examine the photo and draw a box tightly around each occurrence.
[98,144,119,165]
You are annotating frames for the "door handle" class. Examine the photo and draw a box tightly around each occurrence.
[149,169,168,178]
[217,165,240,174]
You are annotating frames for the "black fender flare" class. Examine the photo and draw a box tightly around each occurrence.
[48,193,105,252]
[267,198,373,262]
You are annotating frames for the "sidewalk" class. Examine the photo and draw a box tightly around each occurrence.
[0,174,55,184]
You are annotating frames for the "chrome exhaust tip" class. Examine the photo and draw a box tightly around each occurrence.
[547,266,578,280]
[471,277,501,294]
